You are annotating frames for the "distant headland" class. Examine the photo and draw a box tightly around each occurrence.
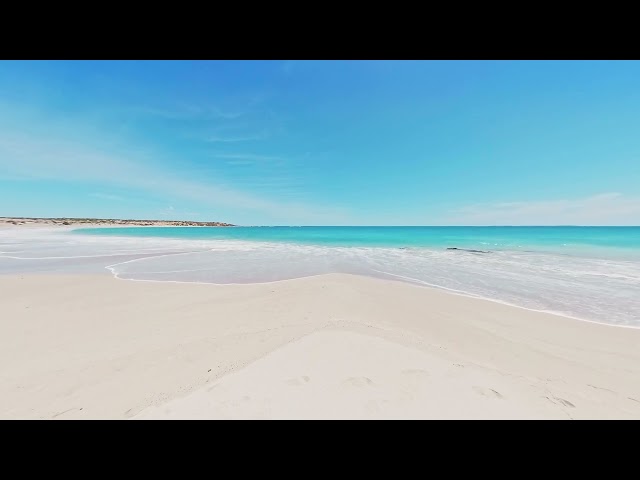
[0,217,235,227]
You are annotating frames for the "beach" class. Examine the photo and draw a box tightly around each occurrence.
[4,60,640,420]
[2,272,640,419]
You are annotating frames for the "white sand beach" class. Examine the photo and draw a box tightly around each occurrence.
[1,273,639,419]
[5,60,640,421]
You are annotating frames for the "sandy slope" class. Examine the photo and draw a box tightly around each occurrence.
[1,273,639,419]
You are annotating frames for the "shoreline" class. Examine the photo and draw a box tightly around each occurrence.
[372,270,640,330]
[1,272,640,419]
[2,224,638,330]
[105,267,640,331]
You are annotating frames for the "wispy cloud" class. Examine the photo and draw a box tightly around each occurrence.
[212,153,284,165]
[0,122,349,225]
[206,131,270,143]
[157,206,201,218]
[89,192,126,201]
[133,104,245,121]
[448,193,640,226]
[158,205,175,217]
[225,160,261,166]
[208,107,245,120]
[204,119,274,143]
[0,173,33,182]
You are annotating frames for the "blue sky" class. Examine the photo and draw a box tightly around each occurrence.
[1,60,639,225]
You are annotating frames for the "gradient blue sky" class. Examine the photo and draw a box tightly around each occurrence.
[1,60,639,225]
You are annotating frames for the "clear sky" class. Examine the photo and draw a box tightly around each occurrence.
[1,60,639,225]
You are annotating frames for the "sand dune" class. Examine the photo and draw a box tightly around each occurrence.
[1,273,639,419]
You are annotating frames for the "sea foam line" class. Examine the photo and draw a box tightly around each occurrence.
[102,249,640,330]
[372,270,640,330]
[104,249,211,277]
[6,230,639,331]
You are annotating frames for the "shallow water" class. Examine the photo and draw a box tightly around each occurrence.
[1,226,639,327]
[77,225,640,256]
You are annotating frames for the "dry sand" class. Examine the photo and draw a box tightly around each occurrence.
[1,273,639,419]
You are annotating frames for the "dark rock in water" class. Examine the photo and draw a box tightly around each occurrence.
[446,247,490,254]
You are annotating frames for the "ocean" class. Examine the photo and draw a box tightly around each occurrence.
[76,225,640,254]
[1,226,639,327]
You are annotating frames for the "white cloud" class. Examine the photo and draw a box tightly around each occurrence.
[449,193,640,226]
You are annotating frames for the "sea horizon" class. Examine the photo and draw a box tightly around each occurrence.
[73,225,640,252]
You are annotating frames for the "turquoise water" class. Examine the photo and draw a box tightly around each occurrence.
[2,226,639,326]
[75,226,640,256]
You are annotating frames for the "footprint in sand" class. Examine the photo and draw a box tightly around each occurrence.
[343,376,374,387]
[51,407,83,419]
[472,386,504,399]
[587,384,616,394]
[547,396,575,408]
[285,376,310,386]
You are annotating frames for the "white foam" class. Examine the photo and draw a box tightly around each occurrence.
[1,228,639,327]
